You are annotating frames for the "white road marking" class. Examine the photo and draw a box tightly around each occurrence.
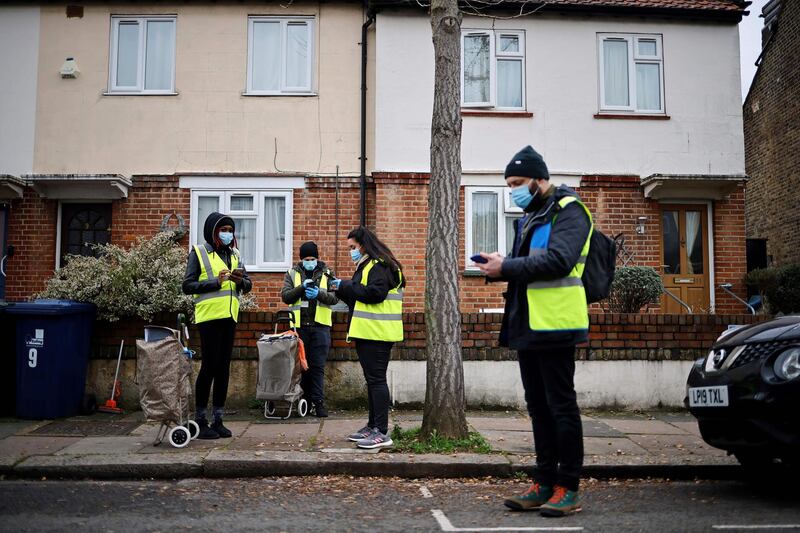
[420,485,434,499]
[431,509,583,532]
[713,526,800,530]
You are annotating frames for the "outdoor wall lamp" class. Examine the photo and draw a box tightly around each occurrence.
[636,216,647,235]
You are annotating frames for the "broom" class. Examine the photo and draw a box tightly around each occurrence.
[98,339,124,414]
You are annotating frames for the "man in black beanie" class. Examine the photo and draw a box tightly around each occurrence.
[280,241,338,417]
[477,145,592,517]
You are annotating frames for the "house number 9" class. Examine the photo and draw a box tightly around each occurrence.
[28,348,37,368]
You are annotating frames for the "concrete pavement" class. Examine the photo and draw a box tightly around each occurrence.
[0,409,739,480]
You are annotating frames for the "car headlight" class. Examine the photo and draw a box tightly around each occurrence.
[774,347,800,381]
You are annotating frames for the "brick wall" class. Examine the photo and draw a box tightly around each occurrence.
[92,311,766,362]
[744,0,800,266]
[4,190,58,301]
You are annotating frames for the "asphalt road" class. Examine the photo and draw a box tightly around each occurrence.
[1,476,799,532]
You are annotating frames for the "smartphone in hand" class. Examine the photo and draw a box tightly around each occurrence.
[470,254,489,264]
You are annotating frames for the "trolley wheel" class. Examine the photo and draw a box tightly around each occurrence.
[168,426,191,448]
[265,401,277,416]
[297,398,308,418]
[187,420,200,440]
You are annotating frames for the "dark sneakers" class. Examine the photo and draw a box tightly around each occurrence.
[312,401,329,418]
[539,486,582,517]
[348,426,373,442]
[196,420,220,440]
[211,420,232,438]
[504,483,554,511]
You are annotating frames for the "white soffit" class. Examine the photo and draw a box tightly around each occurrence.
[25,174,131,200]
[642,174,747,201]
[0,175,25,200]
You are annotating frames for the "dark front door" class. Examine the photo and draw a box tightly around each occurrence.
[60,203,112,266]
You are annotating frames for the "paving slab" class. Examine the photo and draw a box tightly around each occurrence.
[479,429,533,454]
[55,436,150,455]
[583,436,649,456]
[666,421,702,437]
[582,419,625,438]
[0,436,81,468]
[467,417,531,432]
[597,417,690,435]
[0,422,40,440]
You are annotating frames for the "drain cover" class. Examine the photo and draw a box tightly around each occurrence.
[31,420,141,437]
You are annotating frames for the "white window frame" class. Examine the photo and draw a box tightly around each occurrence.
[464,187,523,270]
[461,29,526,110]
[597,33,664,114]
[189,189,294,272]
[108,15,176,94]
[246,16,315,95]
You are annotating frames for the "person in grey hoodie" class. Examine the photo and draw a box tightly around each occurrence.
[280,241,338,417]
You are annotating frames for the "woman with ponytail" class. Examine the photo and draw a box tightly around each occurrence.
[331,226,406,449]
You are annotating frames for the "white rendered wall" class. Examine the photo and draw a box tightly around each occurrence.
[0,7,40,176]
[375,13,745,177]
[331,360,694,409]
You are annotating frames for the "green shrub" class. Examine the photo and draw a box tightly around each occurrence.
[606,266,664,314]
[37,231,258,321]
[762,264,800,315]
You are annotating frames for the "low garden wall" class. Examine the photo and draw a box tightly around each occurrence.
[88,312,766,410]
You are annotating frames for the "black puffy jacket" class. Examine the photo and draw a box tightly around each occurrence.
[498,185,591,350]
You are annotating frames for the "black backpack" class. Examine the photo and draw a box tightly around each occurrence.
[582,228,616,304]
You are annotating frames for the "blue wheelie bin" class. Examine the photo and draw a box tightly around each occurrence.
[7,300,96,419]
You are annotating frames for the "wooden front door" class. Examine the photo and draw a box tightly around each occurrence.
[659,204,710,313]
[60,203,112,265]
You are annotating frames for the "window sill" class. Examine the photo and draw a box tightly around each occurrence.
[462,269,486,277]
[462,110,533,118]
[242,267,292,273]
[242,92,318,97]
[103,91,179,96]
[593,113,670,120]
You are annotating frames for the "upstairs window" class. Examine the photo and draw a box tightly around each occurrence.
[247,17,315,95]
[598,34,664,113]
[109,16,176,94]
[462,30,525,110]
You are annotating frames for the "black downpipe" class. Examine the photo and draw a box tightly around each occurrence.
[360,9,375,228]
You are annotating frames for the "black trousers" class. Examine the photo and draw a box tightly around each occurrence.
[518,346,583,492]
[355,339,393,435]
[299,325,331,403]
[196,317,237,410]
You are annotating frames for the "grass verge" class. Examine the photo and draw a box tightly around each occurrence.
[390,425,492,454]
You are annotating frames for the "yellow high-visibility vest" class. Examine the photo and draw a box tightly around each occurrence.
[192,244,240,324]
[526,197,593,333]
[348,260,404,342]
[287,269,333,327]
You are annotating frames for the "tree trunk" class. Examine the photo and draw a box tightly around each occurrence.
[421,0,468,440]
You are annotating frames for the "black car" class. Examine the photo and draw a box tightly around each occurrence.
[686,315,800,467]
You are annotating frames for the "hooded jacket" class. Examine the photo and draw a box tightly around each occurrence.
[497,184,591,350]
[182,212,252,297]
[280,260,339,327]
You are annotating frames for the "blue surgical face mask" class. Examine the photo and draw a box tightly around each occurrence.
[303,259,317,271]
[350,248,362,263]
[218,231,234,246]
[511,183,536,209]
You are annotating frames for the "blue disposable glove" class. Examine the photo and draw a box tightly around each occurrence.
[305,286,319,300]
[302,278,314,288]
